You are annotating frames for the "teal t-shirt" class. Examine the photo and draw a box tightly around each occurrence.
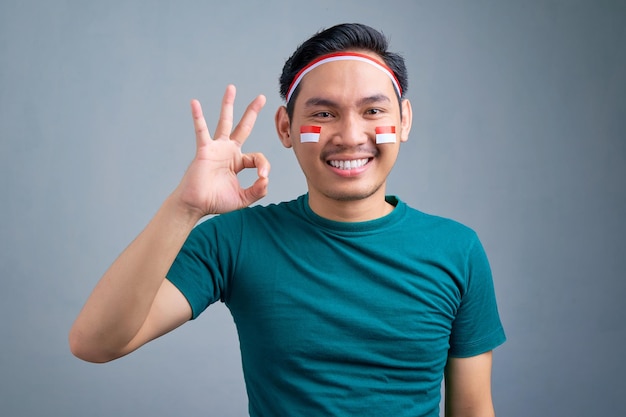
[167,194,506,417]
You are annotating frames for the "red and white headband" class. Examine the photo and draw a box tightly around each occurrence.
[286,52,402,103]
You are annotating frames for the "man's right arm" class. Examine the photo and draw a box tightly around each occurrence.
[68,195,201,363]
[69,86,269,363]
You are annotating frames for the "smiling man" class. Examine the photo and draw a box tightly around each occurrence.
[70,23,505,417]
[276,50,411,221]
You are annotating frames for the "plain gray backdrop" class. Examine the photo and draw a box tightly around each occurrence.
[1,1,624,416]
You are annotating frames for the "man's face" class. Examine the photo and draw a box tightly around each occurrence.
[276,51,411,216]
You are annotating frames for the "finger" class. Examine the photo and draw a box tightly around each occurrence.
[231,94,267,145]
[190,99,212,148]
[239,152,270,206]
[241,152,271,179]
[241,175,269,206]
[213,84,236,140]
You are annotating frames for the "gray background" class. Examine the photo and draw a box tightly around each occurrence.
[1,1,624,416]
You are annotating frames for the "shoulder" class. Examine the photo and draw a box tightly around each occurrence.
[193,196,305,233]
[396,197,479,243]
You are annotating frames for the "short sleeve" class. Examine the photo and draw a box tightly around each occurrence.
[166,215,238,319]
[448,236,506,357]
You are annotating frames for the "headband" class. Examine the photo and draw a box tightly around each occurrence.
[286,52,402,103]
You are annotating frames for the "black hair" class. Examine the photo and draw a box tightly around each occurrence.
[279,23,408,118]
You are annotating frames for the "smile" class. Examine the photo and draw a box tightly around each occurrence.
[328,158,370,170]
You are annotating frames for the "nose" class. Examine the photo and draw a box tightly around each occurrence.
[331,114,369,147]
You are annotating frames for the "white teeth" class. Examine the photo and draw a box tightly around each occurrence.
[328,158,369,170]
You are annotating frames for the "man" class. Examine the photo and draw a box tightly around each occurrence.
[70,23,505,416]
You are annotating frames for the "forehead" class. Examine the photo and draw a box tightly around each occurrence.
[296,56,397,104]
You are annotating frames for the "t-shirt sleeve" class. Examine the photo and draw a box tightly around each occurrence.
[166,216,237,319]
[448,235,506,357]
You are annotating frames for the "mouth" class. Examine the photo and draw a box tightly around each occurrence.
[327,158,371,170]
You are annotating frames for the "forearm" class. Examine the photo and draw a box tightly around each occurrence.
[69,193,202,361]
[70,88,268,362]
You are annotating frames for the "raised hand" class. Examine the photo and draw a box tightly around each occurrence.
[69,85,271,362]
[173,85,270,217]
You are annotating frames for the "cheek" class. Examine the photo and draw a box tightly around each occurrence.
[377,142,401,163]
[375,125,397,144]
[299,125,322,143]
[292,143,321,169]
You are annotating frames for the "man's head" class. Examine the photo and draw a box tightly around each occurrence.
[274,23,412,219]
[279,23,408,119]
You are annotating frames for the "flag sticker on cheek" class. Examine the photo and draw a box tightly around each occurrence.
[375,126,396,144]
[300,125,321,143]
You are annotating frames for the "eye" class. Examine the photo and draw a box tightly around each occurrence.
[366,108,382,115]
[314,111,333,118]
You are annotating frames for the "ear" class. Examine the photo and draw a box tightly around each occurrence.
[399,99,412,143]
[275,106,292,148]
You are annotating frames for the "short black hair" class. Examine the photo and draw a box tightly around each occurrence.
[279,23,408,118]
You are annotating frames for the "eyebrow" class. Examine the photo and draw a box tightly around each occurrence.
[303,94,392,109]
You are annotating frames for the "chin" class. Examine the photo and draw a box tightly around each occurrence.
[323,184,384,202]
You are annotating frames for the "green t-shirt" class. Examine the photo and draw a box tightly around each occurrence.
[167,194,505,416]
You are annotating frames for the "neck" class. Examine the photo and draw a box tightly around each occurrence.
[307,189,394,222]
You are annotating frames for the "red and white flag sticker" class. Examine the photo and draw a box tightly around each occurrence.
[375,126,396,144]
[300,125,321,143]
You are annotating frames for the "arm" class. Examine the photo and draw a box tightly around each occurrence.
[444,351,495,417]
[69,85,269,363]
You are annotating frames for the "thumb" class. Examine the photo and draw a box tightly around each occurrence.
[241,176,269,206]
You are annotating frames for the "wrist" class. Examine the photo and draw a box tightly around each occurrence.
[162,192,207,229]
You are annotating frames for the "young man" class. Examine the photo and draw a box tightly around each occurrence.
[70,23,505,416]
